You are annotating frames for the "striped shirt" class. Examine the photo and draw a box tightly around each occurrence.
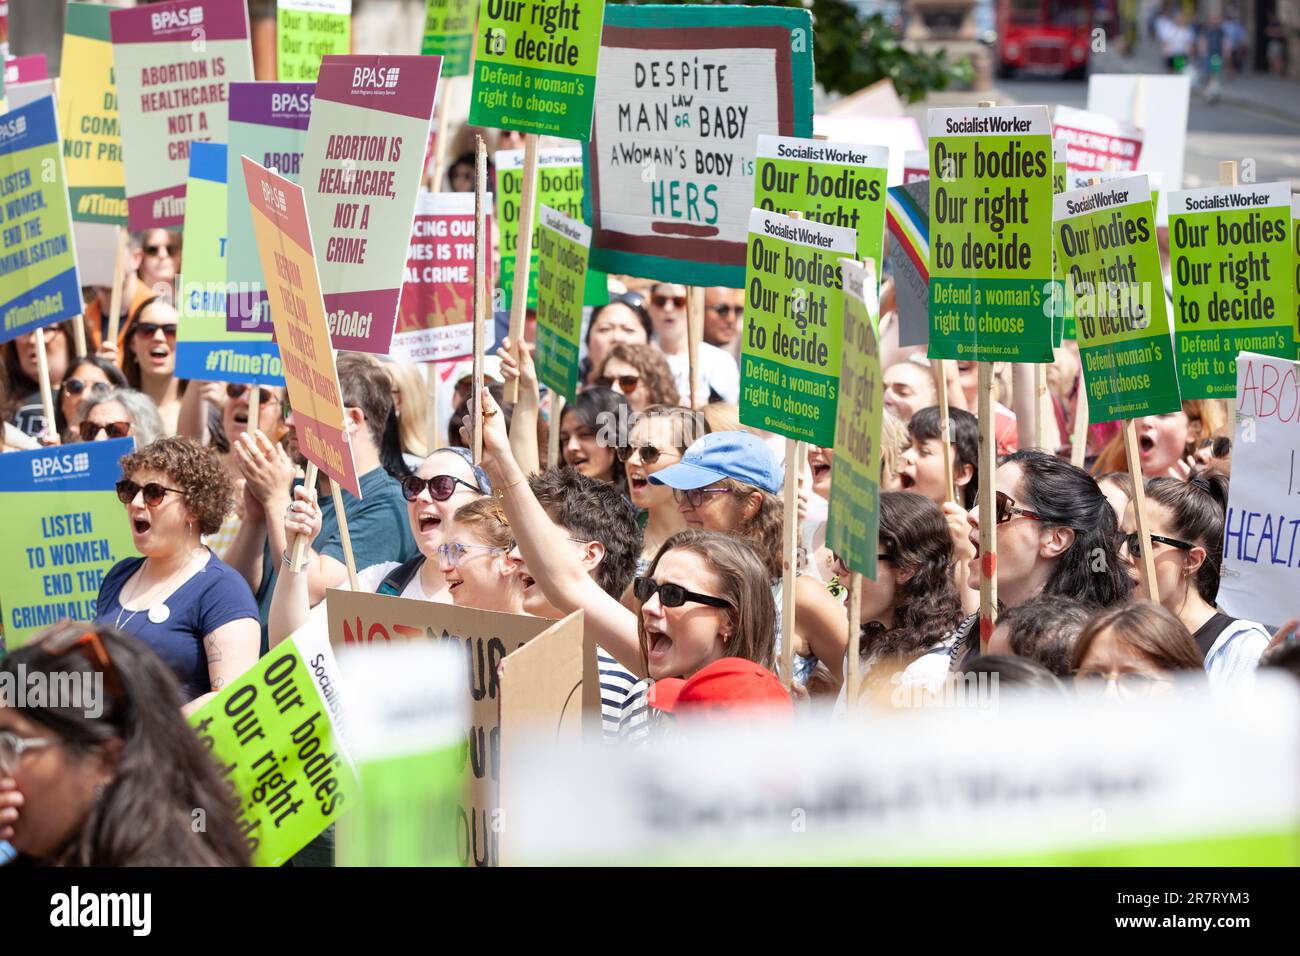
[597,647,651,743]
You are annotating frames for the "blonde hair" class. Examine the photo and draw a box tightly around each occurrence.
[701,401,741,433]
[881,409,908,484]
[386,361,430,459]
[453,496,513,550]
[1091,400,1230,475]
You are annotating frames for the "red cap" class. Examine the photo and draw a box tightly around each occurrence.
[647,658,792,719]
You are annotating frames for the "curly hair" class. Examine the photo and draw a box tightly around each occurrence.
[529,465,642,598]
[119,435,233,535]
[598,342,680,408]
[863,492,964,665]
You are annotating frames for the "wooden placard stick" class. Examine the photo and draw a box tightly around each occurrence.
[1070,370,1090,467]
[33,327,57,439]
[1220,160,1238,187]
[106,226,128,347]
[426,362,445,451]
[685,285,704,408]
[932,359,956,503]
[288,461,320,571]
[72,315,87,358]
[780,436,804,690]
[329,478,361,593]
[975,99,998,654]
[472,136,488,465]
[846,571,863,709]
[1122,421,1161,602]
[502,133,539,405]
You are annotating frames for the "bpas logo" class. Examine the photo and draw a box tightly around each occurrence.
[260,181,287,215]
[31,452,90,480]
[152,5,204,32]
[0,114,27,144]
[352,66,401,90]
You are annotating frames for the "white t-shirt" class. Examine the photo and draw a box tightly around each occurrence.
[1203,618,1269,687]
[663,342,739,405]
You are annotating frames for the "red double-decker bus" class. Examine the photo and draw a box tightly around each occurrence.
[996,0,1094,79]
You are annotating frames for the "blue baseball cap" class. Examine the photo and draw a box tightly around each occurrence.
[649,431,781,495]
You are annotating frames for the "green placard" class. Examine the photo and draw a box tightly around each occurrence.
[738,209,857,446]
[754,135,887,287]
[276,1,352,83]
[495,146,605,309]
[468,0,604,140]
[189,629,357,867]
[1169,181,1294,398]
[421,0,477,77]
[927,106,1054,364]
[826,259,882,581]
[1292,197,1300,358]
[1051,138,1070,344]
[534,204,589,403]
[1053,176,1182,423]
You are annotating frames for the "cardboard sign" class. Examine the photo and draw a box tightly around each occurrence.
[300,54,440,354]
[884,179,929,348]
[73,221,119,288]
[754,135,887,285]
[826,259,881,581]
[335,640,465,866]
[1220,351,1300,627]
[0,438,137,651]
[584,4,814,287]
[226,81,314,333]
[926,106,1054,364]
[276,0,351,82]
[467,0,604,140]
[534,204,589,403]
[1086,74,1188,224]
[176,143,285,385]
[1168,181,1293,399]
[1053,176,1181,422]
[503,678,1300,865]
[421,0,478,77]
[242,158,359,496]
[738,209,856,446]
[189,627,357,867]
[1052,105,1144,174]
[324,589,585,867]
[495,146,604,308]
[0,96,83,343]
[393,190,490,363]
[50,26,109,208]
[109,0,253,229]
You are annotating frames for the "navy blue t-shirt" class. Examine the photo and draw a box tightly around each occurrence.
[96,551,260,702]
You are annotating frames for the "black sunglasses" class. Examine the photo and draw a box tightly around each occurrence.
[995,490,1046,525]
[596,373,640,392]
[133,321,177,339]
[400,473,480,502]
[63,378,112,398]
[708,303,742,318]
[1121,531,1194,560]
[80,420,131,441]
[116,479,184,507]
[633,576,733,610]
[227,383,274,404]
[144,243,176,257]
[616,443,676,465]
[651,293,686,310]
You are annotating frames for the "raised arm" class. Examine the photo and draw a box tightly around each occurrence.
[497,336,541,475]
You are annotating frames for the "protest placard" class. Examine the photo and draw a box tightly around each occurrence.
[1068,168,1162,213]
[175,143,285,386]
[1086,74,1188,224]
[335,639,465,866]
[533,204,589,403]
[4,55,46,86]
[1052,105,1144,174]
[1050,138,1069,345]
[242,157,358,496]
[927,105,1054,364]
[503,678,1300,865]
[300,54,440,354]
[584,4,814,286]
[495,146,605,309]
[754,136,887,285]
[468,0,604,140]
[72,222,119,288]
[0,95,83,344]
[189,626,356,866]
[1293,196,1299,356]
[325,589,585,867]
[826,258,881,582]
[885,179,929,348]
[1168,180,1293,398]
[421,0,477,77]
[1053,175,1181,422]
[1218,351,1300,627]
[0,437,137,651]
[277,0,350,82]
[738,209,856,446]
[226,81,314,334]
[392,190,488,363]
[813,114,923,189]
[903,149,928,184]
[109,0,253,230]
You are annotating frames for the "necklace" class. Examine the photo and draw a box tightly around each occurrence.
[114,547,205,630]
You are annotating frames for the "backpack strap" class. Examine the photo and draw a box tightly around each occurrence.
[376,556,426,597]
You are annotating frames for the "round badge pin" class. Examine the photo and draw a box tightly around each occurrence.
[148,604,171,625]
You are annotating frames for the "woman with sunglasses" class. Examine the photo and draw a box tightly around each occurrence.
[622,405,707,573]
[0,622,250,866]
[1119,471,1270,684]
[959,450,1132,661]
[559,387,629,492]
[1,320,74,439]
[595,342,679,413]
[268,446,491,645]
[96,437,260,711]
[647,282,740,407]
[1071,602,1204,699]
[136,228,181,298]
[54,356,127,442]
[76,387,166,449]
[437,497,523,613]
[122,296,185,438]
[581,293,652,388]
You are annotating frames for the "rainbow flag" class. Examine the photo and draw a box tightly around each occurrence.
[886,182,928,283]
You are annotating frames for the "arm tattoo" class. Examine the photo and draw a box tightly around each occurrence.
[205,633,224,663]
